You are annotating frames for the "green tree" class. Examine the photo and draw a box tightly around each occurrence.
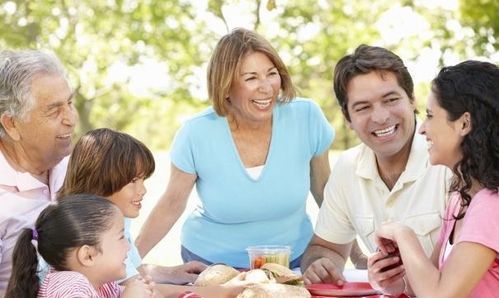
[1,0,496,150]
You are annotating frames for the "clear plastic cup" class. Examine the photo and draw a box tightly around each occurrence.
[246,245,291,269]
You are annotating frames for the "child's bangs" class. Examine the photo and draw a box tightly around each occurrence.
[133,148,155,179]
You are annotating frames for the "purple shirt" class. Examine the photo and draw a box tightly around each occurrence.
[0,150,68,289]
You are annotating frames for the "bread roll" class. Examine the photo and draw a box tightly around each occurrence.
[194,264,240,286]
[260,263,302,284]
[236,283,311,298]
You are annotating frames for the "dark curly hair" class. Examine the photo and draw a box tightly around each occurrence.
[431,60,499,219]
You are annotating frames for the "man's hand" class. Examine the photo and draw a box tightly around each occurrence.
[302,257,346,285]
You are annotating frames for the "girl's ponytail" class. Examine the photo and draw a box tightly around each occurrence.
[5,228,39,298]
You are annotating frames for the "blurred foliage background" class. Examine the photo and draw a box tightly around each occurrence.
[0,0,497,150]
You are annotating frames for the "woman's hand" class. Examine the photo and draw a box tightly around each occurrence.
[373,222,409,255]
[367,250,405,296]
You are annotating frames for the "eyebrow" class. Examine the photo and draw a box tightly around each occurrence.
[350,91,402,109]
[45,91,75,110]
[241,66,277,76]
[381,91,401,98]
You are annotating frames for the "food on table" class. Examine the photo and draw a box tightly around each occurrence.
[236,283,311,298]
[261,263,302,285]
[243,269,274,284]
[246,245,291,269]
[194,264,239,286]
[195,262,308,296]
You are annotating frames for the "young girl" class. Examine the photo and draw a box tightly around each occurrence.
[5,194,154,298]
[367,60,499,297]
[58,128,242,298]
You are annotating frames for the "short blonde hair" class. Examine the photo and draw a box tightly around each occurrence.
[207,28,296,116]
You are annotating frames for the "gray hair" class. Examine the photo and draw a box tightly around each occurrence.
[0,50,68,138]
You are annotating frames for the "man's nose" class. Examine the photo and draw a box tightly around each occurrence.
[371,106,389,124]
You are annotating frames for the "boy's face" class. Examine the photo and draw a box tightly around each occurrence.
[107,177,146,218]
[346,71,416,160]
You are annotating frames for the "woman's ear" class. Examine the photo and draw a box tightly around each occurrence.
[76,245,99,267]
[460,112,472,136]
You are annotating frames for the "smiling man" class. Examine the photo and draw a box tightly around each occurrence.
[300,45,452,285]
[0,50,77,292]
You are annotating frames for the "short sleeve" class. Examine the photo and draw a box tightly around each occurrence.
[315,160,356,244]
[458,190,499,253]
[121,219,141,281]
[98,282,123,298]
[170,122,196,174]
[307,100,334,156]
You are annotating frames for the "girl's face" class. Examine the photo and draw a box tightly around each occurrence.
[418,91,468,168]
[107,177,146,218]
[94,210,129,283]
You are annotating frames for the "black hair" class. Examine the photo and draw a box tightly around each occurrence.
[5,194,120,297]
[432,60,499,218]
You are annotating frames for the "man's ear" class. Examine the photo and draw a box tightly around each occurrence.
[460,112,472,136]
[347,119,353,130]
[0,113,21,141]
[76,245,99,267]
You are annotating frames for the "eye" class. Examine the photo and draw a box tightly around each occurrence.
[425,113,433,119]
[46,108,60,118]
[354,106,369,112]
[244,76,256,81]
[269,71,279,76]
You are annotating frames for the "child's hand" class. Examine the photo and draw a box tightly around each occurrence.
[122,277,155,298]
[141,275,157,297]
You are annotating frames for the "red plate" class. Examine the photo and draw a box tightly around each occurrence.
[306,282,381,297]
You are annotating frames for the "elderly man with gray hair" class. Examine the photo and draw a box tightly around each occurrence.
[0,50,77,291]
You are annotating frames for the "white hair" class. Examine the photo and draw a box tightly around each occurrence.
[0,50,68,138]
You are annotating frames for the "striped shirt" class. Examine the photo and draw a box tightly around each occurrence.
[38,270,122,298]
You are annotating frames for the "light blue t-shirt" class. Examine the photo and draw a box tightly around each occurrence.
[123,218,142,280]
[171,98,334,268]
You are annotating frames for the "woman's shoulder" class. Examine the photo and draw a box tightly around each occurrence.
[280,97,319,110]
[180,106,222,129]
[471,188,499,206]
[277,97,326,121]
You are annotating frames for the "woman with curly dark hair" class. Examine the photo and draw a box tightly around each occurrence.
[367,60,499,298]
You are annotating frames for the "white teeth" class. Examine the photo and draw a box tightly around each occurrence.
[373,125,396,137]
[426,140,433,150]
[252,98,271,109]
